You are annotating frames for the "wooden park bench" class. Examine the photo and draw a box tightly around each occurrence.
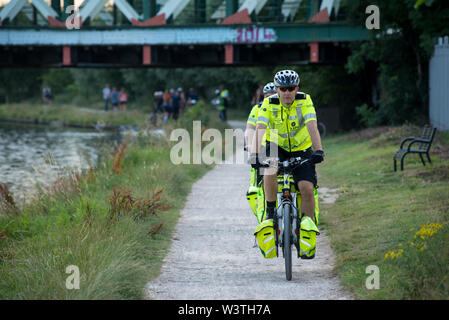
[394,125,437,171]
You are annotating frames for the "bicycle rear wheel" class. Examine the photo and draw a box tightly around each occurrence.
[283,204,292,281]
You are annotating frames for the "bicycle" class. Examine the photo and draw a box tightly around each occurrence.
[260,156,315,281]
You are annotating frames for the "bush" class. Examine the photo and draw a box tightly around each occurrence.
[356,104,381,128]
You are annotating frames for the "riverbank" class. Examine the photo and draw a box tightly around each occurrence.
[318,125,449,299]
[0,103,150,131]
[0,105,229,299]
[0,102,247,131]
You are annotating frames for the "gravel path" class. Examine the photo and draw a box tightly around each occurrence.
[144,121,352,300]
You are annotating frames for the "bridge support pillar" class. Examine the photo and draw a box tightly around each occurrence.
[143,45,151,65]
[310,42,319,63]
[225,44,233,64]
[63,46,71,66]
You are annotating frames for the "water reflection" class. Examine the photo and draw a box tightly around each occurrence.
[0,123,122,203]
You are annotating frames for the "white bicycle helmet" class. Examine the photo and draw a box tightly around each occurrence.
[274,70,300,87]
[263,82,276,94]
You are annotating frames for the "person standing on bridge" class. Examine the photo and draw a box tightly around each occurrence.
[249,70,324,259]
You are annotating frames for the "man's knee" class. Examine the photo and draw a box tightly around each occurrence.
[298,181,314,198]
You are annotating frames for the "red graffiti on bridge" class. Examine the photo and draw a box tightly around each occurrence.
[235,27,277,43]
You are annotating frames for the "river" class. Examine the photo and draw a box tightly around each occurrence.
[0,123,123,205]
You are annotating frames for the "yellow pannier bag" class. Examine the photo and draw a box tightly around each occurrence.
[253,219,277,259]
[299,216,320,259]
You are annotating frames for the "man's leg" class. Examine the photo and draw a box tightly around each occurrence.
[263,173,277,220]
[297,180,315,219]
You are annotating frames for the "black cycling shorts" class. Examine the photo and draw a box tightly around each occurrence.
[261,143,317,187]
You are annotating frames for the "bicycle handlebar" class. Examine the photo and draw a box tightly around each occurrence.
[259,156,311,170]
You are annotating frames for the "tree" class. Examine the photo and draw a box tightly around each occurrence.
[343,0,449,126]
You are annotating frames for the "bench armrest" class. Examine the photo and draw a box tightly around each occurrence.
[406,138,431,151]
[399,137,417,149]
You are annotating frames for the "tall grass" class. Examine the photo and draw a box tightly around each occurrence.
[319,124,449,299]
[0,104,229,299]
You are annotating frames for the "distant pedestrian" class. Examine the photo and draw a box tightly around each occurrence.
[218,84,229,122]
[162,89,172,124]
[171,88,181,120]
[177,87,186,115]
[119,88,128,112]
[111,87,119,111]
[43,86,52,105]
[187,88,198,107]
[102,84,111,111]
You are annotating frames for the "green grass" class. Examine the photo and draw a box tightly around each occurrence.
[0,104,229,299]
[318,125,449,299]
[0,103,152,128]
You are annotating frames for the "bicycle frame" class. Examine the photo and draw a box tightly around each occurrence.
[260,156,310,280]
[275,161,300,257]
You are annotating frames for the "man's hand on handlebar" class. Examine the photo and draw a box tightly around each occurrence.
[248,153,261,169]
[311,150,325,164]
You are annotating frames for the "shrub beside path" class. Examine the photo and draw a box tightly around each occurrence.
[145,121,352,300]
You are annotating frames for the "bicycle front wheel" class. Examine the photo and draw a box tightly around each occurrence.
[283,204,292,281]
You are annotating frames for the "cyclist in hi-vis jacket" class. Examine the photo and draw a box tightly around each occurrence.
[249,70,324,259]
[245,82,277,218]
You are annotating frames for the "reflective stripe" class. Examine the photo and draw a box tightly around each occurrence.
[264,235,274,244]
[289,115,297,120]
[296,107,303,123]
[257,116,269,124]
[300,239,311,248]
[304,113,317,121]
[289,130,299,137]
[279,133,288,139]
[265,246,276,255]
